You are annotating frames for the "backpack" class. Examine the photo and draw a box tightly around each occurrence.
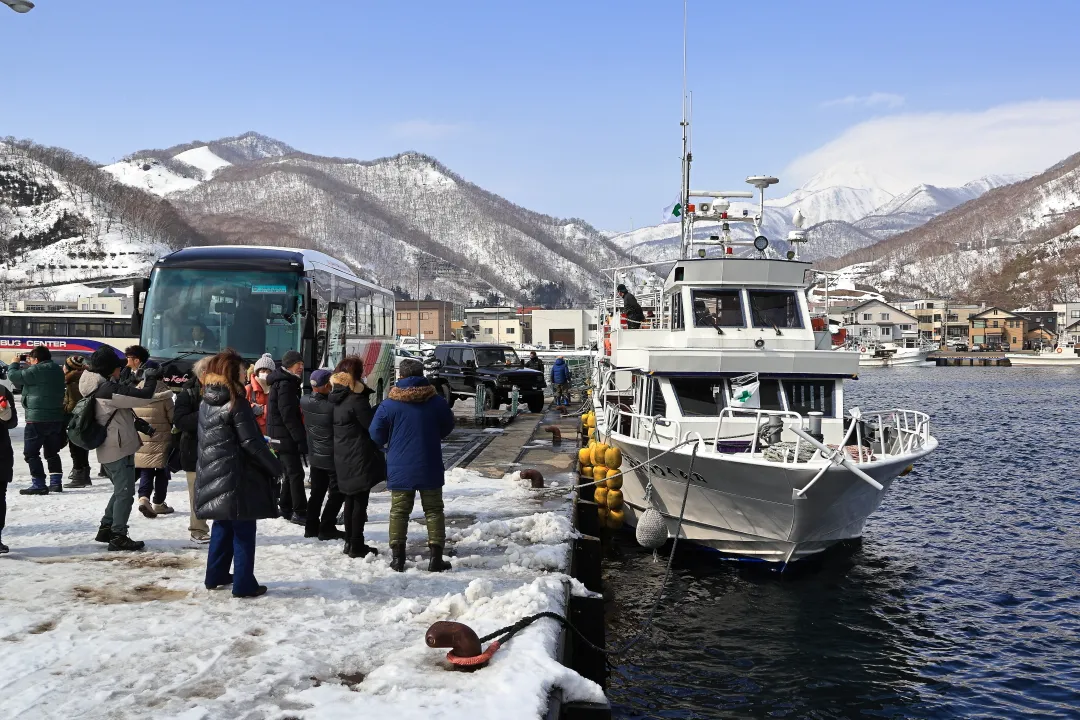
[66,385,117,450]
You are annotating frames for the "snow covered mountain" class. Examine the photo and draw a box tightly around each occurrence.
[824,154,1080,307]
[0,139,204,296]
[611,171,1025,263]
[96,133,630,305]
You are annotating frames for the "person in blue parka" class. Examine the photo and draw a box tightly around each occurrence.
[550,356,572,406]
[368,357,455,573]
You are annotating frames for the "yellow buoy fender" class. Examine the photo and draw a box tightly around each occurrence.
[605,473,623,490]
[592,465,608,482]
[604,447,622,469]
[580,465,593,479]
[597,506,609,525]
[577,448,592,466]
[606,489,624,510]
[591,443,608,466]
[594,486,609,505]
[607,508,625,529]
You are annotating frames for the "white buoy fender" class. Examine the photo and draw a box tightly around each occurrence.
[636,507,668,550]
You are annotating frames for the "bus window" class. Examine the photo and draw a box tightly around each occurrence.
[326,302,346,368]
[345,300,358,335]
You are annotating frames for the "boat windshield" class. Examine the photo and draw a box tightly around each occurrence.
[748,290,803,329]
[691,289,745,328]
[141,268,302,361]
[475,347,520,367]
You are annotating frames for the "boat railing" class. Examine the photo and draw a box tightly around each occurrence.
[857,408,931,455]
[714,407,808,457]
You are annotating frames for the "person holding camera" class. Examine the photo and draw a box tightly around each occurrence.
[10,347,66,495]
[133,360,176,519]
[79,345,161,551]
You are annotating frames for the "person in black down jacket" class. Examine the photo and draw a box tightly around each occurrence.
[266,350,308,524]
[194,350,283,598]
[173,357,211,544]
[299,368,345,541]
[329,356,385,559]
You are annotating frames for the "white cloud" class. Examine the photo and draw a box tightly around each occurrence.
[820,92,905,109]
[786,99,1080,194]
[389,120,466,140]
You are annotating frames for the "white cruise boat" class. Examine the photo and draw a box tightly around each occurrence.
[1006,346,1080,366]
[591,176,938,565]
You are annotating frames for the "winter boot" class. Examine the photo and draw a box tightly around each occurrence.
[19,478,48,495]
[427,545,452,573]
[205,573,234,590]
[151,502,174,515]
[94,524,112,543]
[107,533,145,552]
[348,537,379,559]
[233,585,268,599]
[390,544,407,572]
[137,497,157,519]
[342,541,351,555]
[98,466,108,477]
[318,527,347,541]
[190,530,211,544]
[65,467,92,489]
[48,473,64,493]
[0,540,8,554]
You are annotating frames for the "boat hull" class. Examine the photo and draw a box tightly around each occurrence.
[1006,352,1080,366]
[858,349,930,367]
[608,435,936,563]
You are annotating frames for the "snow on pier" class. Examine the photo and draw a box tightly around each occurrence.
[0,421,603,719]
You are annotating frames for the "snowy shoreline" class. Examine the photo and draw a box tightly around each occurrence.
[0,424,604,719]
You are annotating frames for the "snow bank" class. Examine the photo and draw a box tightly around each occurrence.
[0,425,603,719]
[173,146,232,178]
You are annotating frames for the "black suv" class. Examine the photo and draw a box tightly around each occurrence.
[428,343,545,413]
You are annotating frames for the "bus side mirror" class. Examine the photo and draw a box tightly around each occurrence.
[303,298,317,340]
[130,277,150,336]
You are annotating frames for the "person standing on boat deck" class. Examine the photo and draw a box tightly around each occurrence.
[369,357,455,572]
[80,346,160,551]
[328,358,384,558]
[0,382,19,554]
[247,353,274,436]
[10,346,66,495]
[267,350,308,524]
[133,361,176,519]
[301,368,346,542]
[617,284,645,329]
[62,355,93,488]
[173,358,212,543]
[195,349,283,598]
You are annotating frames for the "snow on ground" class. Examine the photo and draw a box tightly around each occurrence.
[102,159,201,196]
[173,146,232,178]
[0,426,601,720]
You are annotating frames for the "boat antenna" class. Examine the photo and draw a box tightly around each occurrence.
[679,0,691,259]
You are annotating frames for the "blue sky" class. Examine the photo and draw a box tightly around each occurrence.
[4,0,1080,229]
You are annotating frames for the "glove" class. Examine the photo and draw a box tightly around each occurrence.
[252,404,264,417]
[142,366,162,383]
[300,454,308,468]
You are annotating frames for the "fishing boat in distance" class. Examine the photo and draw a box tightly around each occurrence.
[591,174,939,565]
[850,340,934,367]
[1005,345,1080,365]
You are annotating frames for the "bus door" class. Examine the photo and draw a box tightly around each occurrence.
[325,302,347,370]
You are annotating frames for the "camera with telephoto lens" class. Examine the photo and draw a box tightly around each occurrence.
[134,416,156,437]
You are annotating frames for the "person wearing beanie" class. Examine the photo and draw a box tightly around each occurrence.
[267,350,308,523]
[369,356,455,572]
[173,357,212,543]
[300,367,346,542]
[10,345,67,495]
[328,358,384,558]
[246,353,275,435]
[62,355,93,488]
[617,283,645,329]
[79,345,160,551]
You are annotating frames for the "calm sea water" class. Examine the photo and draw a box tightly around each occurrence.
[605,366,1080,719]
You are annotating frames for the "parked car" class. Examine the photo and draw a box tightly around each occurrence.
[952,342,969,352]
[428,343,546,413]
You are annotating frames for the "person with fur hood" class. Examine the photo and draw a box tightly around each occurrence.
[328,357,384,558]
[78,345,160,551]
[62,355,93,488]
[194,349,283,598]
[368,357,455,572]
[247,353,274,436]
[133,361,176,519]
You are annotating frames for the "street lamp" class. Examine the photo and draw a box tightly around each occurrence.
[415,255,439,345]
[2,1,35,12]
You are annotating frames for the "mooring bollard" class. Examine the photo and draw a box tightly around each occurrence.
[510,385,520,416]
[474,384,487,425]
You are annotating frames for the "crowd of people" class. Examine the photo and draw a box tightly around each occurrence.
[0,344,457,598]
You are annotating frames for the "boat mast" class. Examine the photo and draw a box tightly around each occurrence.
[679,0,691,260]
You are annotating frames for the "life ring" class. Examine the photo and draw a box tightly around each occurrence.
[859,346,867,353]
[1057,347,1063,353]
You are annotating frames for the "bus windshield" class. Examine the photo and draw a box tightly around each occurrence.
[141,268,302,361]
